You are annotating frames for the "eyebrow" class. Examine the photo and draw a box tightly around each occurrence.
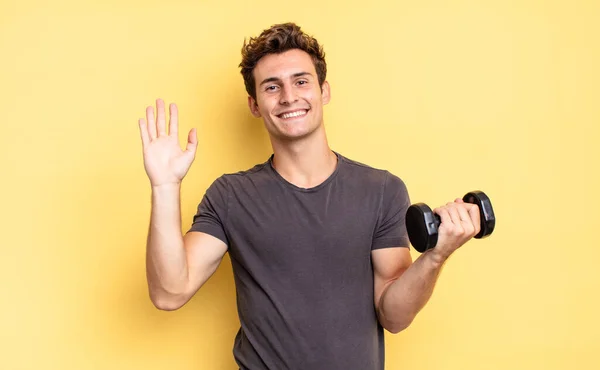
[259,72,312,86]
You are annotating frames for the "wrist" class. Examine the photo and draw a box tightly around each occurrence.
[423,248,449,270]
[151,182,182,193]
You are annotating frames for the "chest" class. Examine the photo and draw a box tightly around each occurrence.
[225,182,382,271]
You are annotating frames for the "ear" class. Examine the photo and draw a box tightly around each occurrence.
[248,96,262,118]
[321,81,331,105]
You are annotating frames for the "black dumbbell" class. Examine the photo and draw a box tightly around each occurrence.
[405,191,496,253]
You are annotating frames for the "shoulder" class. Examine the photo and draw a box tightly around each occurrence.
[209,156,273,190]
[337,152,406,190]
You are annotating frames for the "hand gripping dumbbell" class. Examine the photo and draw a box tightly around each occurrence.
[405,191,496,253]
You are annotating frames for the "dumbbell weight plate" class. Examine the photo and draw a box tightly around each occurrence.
[406,203,440,253]
[462,191,496,239]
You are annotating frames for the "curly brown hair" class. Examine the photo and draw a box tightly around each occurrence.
[239,23,327,100]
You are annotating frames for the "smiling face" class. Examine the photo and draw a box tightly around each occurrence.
[248,49,330,142]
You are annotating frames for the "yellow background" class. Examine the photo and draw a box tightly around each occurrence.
[1,0,599,369]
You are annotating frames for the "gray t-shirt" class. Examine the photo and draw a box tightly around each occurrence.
[187,152,410,370]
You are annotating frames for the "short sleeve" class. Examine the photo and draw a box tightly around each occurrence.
[186,176,230,246]
[371,172,411,250]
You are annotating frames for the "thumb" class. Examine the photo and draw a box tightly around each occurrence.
[186,128,198,153]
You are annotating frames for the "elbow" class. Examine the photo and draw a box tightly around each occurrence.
[149,290,188,311]
[381,314,414,334]
[386,320,412,334]
[152,299,183,311]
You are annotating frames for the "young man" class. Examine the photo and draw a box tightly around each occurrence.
[138,23,481,370]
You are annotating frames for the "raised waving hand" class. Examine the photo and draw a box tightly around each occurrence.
[138,99,198,187]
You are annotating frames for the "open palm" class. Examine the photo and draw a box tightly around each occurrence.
[138,99,198,187]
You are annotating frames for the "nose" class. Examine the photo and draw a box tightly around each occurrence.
[279,84,298,105]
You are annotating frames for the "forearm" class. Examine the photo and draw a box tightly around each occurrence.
[378,250,447,333]
[146,183,189,305]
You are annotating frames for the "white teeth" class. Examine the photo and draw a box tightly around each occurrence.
[281,110,307,119]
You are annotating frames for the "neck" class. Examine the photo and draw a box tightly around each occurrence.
[270,127,337,189]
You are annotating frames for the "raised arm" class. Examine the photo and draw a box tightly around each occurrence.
[139,99,227,311]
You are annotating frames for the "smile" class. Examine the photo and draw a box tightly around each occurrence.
[278,109,308,119]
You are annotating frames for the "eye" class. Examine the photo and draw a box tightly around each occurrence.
[297,80,308,86]
[265,85,279,92]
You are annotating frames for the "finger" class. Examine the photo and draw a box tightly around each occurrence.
[434,206,452,229]
[455,198,464,203]
[445,203,463,228]
[456,204,471,223]
[456,204,477,235]
[169,103,178,137]
[146,105,157,139]
[139,118,150,148]
[156,99,167,136]
[467,204,481,234]
[186,128,198,154]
